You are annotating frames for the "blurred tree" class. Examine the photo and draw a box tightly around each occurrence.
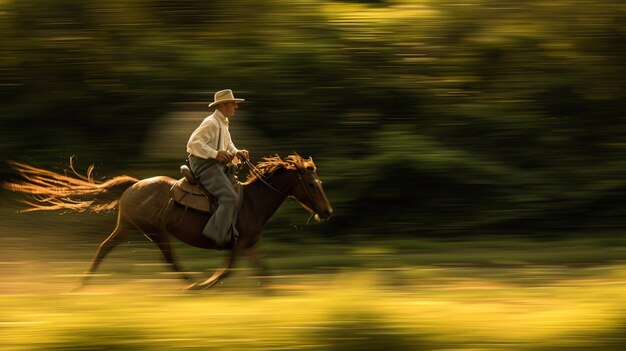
[2,0,626,236]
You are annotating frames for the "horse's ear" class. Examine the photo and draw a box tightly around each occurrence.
[303,157,316,172]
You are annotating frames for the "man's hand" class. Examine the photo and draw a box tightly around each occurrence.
[216,151,234,164]
[236,149,250,161]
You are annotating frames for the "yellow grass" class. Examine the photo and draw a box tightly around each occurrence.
[2,266,626,351]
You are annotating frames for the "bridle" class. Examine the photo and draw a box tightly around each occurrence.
[243,158,290,197]
[243,158,321,221]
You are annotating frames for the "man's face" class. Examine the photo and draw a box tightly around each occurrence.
[219,102,239,118]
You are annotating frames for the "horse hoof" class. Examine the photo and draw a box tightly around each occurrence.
[184,282,202,290]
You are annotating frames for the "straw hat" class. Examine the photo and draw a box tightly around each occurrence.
[208,89,245,107]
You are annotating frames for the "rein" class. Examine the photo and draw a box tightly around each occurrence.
[244,158,321,223]
[243,158,290,198]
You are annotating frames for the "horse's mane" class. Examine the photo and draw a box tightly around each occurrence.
[245,154,316,183]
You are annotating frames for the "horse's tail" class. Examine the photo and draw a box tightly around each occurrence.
[3,159,139,213]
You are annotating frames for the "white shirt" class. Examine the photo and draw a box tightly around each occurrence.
[187,110,239,159]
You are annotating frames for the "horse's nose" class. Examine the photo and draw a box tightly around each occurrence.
[321,207,333,219]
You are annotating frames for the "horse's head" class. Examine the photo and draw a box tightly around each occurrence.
[287,156,333,221]
[247,154,333,221]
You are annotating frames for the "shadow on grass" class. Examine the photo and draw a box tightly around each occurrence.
[536,315,626,351]
[38,327,153,351]
[311,312,436,351]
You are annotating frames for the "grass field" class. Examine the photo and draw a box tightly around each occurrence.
[2,263,626,351]
[2,206,626,350]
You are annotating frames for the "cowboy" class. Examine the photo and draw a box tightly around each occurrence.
[187,89,250,248]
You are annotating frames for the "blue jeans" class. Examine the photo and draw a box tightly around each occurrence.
[189,155,238,247]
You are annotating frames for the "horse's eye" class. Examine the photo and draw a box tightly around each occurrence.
[308,183,315,188]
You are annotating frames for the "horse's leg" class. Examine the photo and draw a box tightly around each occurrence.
[145,233,192,282]
[78,223,133,287]
[186,248,240,290]
[248,244,270,285]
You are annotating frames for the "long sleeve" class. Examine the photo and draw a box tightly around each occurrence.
[227,139,238,155]
[187,109,241,160]
[187,117,220,159]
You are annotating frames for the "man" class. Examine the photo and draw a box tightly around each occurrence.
[187,89,250,248]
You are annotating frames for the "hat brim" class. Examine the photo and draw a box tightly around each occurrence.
[208,99,245,107]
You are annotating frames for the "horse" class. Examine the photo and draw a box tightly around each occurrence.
[4,154,333,290]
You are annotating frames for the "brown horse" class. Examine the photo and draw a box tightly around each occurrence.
[4,154,333,290]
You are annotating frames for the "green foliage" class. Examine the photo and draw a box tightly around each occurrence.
[2,0,626,236]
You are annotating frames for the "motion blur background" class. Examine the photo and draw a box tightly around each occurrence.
[2,0,625,237]
[2,1,626,350]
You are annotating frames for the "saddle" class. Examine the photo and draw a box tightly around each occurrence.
[170,165,217,214]
[170,165,242,214]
